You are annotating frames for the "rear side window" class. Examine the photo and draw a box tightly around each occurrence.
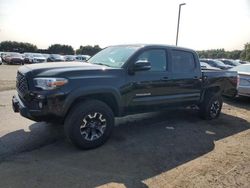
[136,49,167,71]
[171,50,196,73]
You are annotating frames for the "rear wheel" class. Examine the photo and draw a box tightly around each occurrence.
[199,92,223,120]
[64,100,114,149]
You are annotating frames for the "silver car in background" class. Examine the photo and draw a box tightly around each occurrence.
[24,53,46,63]
[231,64,250,97]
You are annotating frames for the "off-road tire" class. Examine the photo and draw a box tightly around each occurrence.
[64,100,114,149]
[199,92,223,120]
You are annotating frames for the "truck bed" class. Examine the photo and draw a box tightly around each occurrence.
[202,69,238,97]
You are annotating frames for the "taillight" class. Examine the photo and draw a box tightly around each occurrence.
[237,74,240,88]
[232,74,239,88]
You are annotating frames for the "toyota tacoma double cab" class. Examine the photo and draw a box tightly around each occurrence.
[12,44,238,149]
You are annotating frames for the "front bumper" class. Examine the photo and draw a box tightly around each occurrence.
[12,92,66,122]
[12,94,45,121]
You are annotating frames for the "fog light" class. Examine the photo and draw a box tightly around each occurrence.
[38,102,43,108]
[37,94,45,99]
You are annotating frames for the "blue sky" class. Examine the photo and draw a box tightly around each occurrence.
[0,0,250,50]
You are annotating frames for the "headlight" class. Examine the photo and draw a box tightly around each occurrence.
[34,78,68,90]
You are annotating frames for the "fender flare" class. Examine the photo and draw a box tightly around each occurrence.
[62,86,123,116]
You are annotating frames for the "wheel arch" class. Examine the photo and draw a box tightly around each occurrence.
[201,86,222,103]
[63,88,123,120]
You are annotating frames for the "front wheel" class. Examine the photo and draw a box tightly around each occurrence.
[64,100,114,149]
[199,93,223,120]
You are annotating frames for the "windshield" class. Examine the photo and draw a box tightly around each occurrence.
[88,46,140,68]
[231,64,250,72]
[213,60,226,66]
[200,62,209,67]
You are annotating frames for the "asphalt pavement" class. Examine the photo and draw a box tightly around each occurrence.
[0,90,173,159]
[0,90,250,187]
[0,90,63,159]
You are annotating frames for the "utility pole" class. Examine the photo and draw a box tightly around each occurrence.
[176,3,186,46]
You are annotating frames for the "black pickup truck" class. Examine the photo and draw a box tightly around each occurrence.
[12,44,238,149]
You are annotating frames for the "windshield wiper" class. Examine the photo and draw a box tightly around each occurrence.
[94,63,112,67]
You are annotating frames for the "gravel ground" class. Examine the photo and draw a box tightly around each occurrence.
[0,64,249,188]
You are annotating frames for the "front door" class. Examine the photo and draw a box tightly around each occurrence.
[125,48,172,113]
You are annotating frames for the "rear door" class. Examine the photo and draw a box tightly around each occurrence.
[169,49,202,104]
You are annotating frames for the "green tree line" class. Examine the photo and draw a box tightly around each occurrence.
[239,43,250,61]
[1,40,250,61]
[0,41,37,53]
[0,41,102,56]
[197,43,250,61]
[76,45,102,56]
[197,49,241,59]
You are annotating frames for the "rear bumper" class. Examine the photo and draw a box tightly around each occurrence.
[238,86,250,97]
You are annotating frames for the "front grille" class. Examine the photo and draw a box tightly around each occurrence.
[16,72,28,96]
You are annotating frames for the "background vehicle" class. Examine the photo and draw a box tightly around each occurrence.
[1,52,10,63]
[23,53,32,63]
[0,56,2,65]
[235,60,250,64]
[4,52,24,65]
[65,55,76,61]
[200,59,232,70]
[219,59,241,67]
[41,54,50,60]
[231,64,250,97]
[75,55,90,62]
[12,44,237,149]
[47,54,65,62]
[200,61,220,70]
[0,52,5,63]
[24,53,46,64]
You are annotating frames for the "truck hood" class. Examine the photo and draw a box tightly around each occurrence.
[18,61,119,77]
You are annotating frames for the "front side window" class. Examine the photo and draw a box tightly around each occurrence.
[136,49,167,71]
[172,50,196,73]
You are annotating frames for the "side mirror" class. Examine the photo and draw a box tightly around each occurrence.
[134,60,151,71]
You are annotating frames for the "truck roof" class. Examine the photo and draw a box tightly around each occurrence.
[109,44,196,53]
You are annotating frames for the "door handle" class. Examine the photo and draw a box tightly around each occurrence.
[194,76,202,81]
[161,76,169,81]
